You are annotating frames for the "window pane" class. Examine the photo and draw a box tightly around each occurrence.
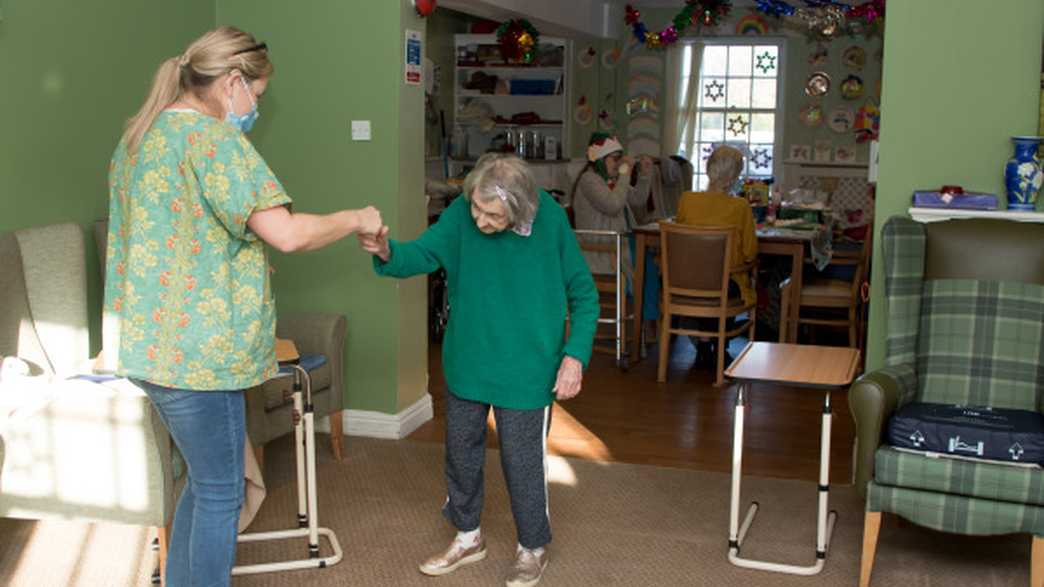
[702,45,727,76]
[751,78,777,109]
[753,46,779,78]
[727,78,751,109]
[696,143,715,173]
[750,113,775,144]
[699,112,725,142]
[695,174,708,191]
[748,144,774,175]
[728,45,752,77]
[700,77,726,107]
[725,113,750,141]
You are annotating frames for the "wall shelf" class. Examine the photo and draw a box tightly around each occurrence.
[908,207,1044,223]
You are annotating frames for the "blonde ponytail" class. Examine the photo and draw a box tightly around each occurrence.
[122,57,183,153]
[120,26,273,154]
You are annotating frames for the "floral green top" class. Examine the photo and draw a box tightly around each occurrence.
[104,110,291,390]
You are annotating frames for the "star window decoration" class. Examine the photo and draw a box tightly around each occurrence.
[704,80,725,102]
[751,148,772,169]
[755,51,776,74]
[727,115,749,136]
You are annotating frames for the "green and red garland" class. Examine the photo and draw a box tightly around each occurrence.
[496,19,540,64]
[625,0,732,49]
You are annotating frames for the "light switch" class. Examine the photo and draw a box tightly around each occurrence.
[351,120,372,141]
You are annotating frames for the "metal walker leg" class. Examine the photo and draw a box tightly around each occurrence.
[727,382,837,576]
[232,364,343,575]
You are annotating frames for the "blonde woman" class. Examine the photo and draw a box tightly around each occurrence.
[105,26,382,586]
[358,154,598,587]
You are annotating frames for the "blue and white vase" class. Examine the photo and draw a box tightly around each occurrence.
[1004,136,1043,211]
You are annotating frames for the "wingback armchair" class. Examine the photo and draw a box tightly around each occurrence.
[0,222,179,574]
[851,216,1044,586]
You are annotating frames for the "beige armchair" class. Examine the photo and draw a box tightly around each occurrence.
[0,222,180,576]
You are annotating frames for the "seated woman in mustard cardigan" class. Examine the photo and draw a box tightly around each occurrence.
[675,145,757,365]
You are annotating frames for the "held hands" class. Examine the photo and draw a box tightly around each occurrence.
[356,206,383,235]
[553,356,583,400]
[357,225,391,262]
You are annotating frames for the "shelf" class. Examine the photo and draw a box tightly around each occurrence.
[458,92,563,99]
[457,65,564,71]
[908,207,1044,224]
[458,123,564,129]
[783,159,868,169]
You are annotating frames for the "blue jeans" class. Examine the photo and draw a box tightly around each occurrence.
[136,380,245,587]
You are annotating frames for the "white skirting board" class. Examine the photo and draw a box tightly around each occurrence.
[315,393,434,440]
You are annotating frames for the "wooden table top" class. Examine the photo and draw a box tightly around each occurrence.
[632,222,822,242]
[725,342,861,388]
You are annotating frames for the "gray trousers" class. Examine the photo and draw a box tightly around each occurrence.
[443,391,552,549]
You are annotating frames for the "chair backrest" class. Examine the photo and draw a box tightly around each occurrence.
[659,222,733,300]
[882,217,1044,411]
[0,223,89,375]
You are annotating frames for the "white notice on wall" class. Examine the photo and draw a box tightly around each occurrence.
[405,29,422,86]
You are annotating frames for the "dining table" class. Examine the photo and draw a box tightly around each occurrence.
[631,221,831,358]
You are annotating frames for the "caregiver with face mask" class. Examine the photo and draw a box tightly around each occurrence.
[104,26,382,587]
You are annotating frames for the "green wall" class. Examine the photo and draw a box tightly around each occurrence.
[0,0,214,352]
[216,0,427,414]
[865,0,1044,369]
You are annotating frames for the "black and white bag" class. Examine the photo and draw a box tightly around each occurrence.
[887,403,1044,465]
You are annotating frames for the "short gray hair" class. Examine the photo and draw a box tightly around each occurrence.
[463,153,539,228]
[706,145,745,186]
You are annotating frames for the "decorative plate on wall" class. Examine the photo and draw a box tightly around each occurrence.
[805,71,831,97]
[800,103,824,127]
[578,46,596,69]
[840,74,864,100]
[828,107,855,133]
[841,46,866,70]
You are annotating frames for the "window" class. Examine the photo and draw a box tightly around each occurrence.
[676,41,783,191]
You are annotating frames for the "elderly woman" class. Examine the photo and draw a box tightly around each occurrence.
[675,144,757,365]
[358,153,598,587]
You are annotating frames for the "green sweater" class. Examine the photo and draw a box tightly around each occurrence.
[374,191,599,409]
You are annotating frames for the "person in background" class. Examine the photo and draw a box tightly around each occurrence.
[675,144,757,366]
[105,26,383,586]
[358,153,598,587]
[570,133,660,339]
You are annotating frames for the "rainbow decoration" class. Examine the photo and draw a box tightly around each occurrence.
[735,13,769,35]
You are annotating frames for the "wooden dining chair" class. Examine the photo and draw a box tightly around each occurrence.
[657,223,756,386]
[779,229,872,349]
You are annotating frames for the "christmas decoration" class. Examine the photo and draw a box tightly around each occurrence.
[755,51,777,74]
[736,13,769,35]
[496,19,540,64]
[625,1,733,50]
[412,0,437,18]
[753,0,885,40]
[704,80,725,102]
[728,115,749,136]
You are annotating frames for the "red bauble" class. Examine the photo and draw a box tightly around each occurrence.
[413,0,436,17]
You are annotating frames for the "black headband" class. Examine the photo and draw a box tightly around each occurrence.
[233,42,268,56]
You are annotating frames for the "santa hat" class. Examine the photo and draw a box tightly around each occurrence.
[586,133,624,162]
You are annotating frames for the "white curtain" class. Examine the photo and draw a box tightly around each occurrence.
[663,42,701,159]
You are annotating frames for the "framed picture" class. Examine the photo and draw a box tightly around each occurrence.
[835,144,856,163]
[788,144,811,162]
[813,140,833,163]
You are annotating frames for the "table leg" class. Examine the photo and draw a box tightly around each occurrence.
[788,244,804,343]
[633,232,647,360]
[727,381,837,575]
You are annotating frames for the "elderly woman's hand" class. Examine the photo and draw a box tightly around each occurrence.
[357,225,391,262]
[553,356,583,400]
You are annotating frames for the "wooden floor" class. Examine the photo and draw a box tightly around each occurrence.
[408,334,858,484]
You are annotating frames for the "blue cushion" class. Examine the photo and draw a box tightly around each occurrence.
[278,353,327,374]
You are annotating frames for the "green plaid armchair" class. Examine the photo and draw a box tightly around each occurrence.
[852,216,1044,587]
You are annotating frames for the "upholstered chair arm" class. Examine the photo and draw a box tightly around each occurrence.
[275,312,348,411]
[849,362,918,499]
